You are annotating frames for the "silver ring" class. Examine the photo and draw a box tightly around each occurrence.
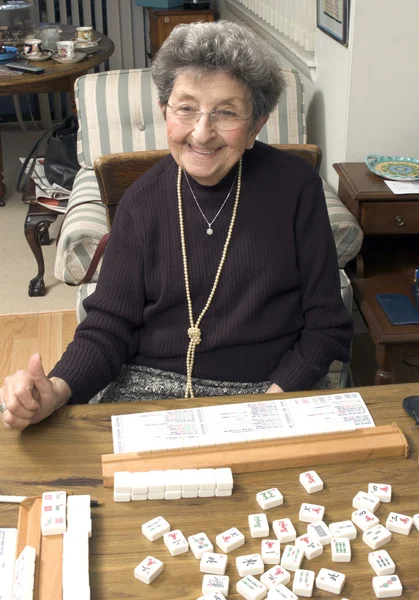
[0,402,7,414]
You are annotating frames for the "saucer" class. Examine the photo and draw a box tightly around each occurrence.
[20,50,54,61]
[74,41,99,53]
[51,51,86,64]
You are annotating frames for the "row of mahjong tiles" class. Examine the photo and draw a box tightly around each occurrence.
[133,471,419,599]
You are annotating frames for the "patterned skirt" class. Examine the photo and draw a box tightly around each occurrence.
[99,365,330,403]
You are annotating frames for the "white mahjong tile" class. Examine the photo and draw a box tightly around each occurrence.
[215,527,245,553]
[198,469,217,491]
[256,487,284,510]
[352,490,380,513]
[132,492,148,501]
[316,567,346,594]
[372,574,403,598]
[215,468,234,490]
[236,574,267,600]
[12,545,36,599]
[41,490,67,535]
[307,521,332,545]
[147,471,165,492]
[363,525,392,550]
[268,583,298,599]
[199,593,227,600]
[114,491,131,502]
[181,489,198,498]
[280,545,304,572]
[199,489,216,498]
[385,512,413,535]
[248,513,269,537]
[260,565,291,590]
[131,472,149,494]
[113,472,132,493]
[368,483,392,503]
[296,534,324,560]
[164,491,181,500]
[236,553,264,577]
[352,508,379,532]
[134,556,163,584]
[163,529,189,556]
[215,489,232,497]
[414,514,419,531]
[331,537,351,562]
[299,470,324,493]
[272,518,296,543]
[369,550,396,576]
[200,552,228,575]
[298,502,325,523]
[261,539,280,565]
[292,568,315,597]
[329,520,358,540]
[181,469,199,491]
[188,533,214,559]
[163,469,182,492]
[148,491,165,500]
[202,574,229,597]
[141,516,170,542]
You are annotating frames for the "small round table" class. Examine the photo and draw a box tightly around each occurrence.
[0,26,114,204]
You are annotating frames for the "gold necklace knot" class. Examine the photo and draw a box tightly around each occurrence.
[188,326,202,345]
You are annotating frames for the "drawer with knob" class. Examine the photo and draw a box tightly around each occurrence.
[361,201,419,235]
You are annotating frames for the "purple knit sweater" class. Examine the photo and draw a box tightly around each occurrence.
[50,142,353,403]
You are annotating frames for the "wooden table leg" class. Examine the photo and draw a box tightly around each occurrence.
[24,205,58,297]
[375,344,395,385]
[0,131,6,207]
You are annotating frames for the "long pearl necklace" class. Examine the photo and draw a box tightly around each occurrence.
[177,158,243,398]
[184,168,239,236]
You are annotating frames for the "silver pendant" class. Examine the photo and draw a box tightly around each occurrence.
[207,228,213,236]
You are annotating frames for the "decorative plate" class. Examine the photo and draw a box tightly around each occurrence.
[366,154,419,181]
[75,41,99,53]
[0,46,18,62]
[51,51,86,64]
[20,50,54,61]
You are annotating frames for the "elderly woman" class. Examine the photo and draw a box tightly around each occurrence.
[1,21,352,430]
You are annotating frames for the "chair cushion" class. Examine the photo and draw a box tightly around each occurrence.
[74,68,306,170]
[54,169,108,284]
[322,177,363,268]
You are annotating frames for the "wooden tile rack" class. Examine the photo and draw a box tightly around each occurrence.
[16,496,63,600]
[101,422,409,487]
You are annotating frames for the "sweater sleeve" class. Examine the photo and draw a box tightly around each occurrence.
[49,200,145,403]
[269,177,353,391]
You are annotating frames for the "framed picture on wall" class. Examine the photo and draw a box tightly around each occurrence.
[317,0,349,46]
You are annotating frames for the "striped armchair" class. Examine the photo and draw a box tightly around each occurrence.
[54,67,363,388]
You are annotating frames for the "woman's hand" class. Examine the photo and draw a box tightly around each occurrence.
[265,382,284,394]
[0,354,71,431]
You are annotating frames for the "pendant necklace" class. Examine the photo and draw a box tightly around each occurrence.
[183,168,238,235]
[177,158,242,397]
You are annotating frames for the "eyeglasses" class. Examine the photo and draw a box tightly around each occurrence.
[166,104,252,131]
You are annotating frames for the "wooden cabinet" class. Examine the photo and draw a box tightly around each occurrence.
[148,7,215,60]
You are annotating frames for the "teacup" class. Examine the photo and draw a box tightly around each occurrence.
[75,26,93,42]
[56,40,76,60]
[24,38,43,57]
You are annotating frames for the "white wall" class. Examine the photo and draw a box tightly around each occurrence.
[217,0,419,189]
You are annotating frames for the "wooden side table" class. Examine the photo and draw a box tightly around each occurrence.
[333,162,419,278]
[148,7,215,60]
[334,162,419,385]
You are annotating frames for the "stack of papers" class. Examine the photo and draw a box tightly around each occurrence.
[19,157,70,213]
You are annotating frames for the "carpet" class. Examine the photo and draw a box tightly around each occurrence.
[0,128,78,315]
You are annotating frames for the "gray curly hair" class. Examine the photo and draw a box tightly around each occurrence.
[151,20,285,122]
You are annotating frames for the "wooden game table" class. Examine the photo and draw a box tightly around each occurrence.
[0,383,418,599]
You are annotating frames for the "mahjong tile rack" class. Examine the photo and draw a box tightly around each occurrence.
[15,496,62,600]
[102,423,408,487]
